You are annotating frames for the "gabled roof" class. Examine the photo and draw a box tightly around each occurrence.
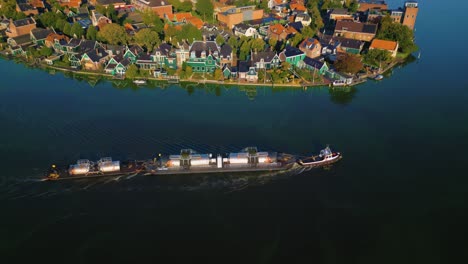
[370,39,398,51]
[269,23,286,35]
[299,38,321,50]
[186,16,204,29]
[287,22,303,33]
[282,46,304,57]
[84,47,108,62]
[155,43,172,56]
[337,37,363,49]
[127,45,144,55]
[137,53,152,61]
[79,39,98,52]
[238,61,250,73]
[251,51,277,64]
[12,17,36,27]
[10,34,32,46]
[31,28,53,40]
[290,3,306,12]
[189,41,220,58]
[335,21,378,34]
[330,8,348,15]
[46,33,69,43]
[220,44,232,57]
[303,57,325,70]
[64,38,81,47]
[170,12,192,22]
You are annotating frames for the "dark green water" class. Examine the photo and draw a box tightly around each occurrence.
[1,1,468,263]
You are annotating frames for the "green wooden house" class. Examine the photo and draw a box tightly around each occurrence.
[279,46,306,67]
[124,45,144,63]
[300,57,329,75]
[105,55,132,76]
[152,43,177,69]
[186,41,221,73]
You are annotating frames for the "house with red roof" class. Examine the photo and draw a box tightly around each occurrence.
[369,39,399,57]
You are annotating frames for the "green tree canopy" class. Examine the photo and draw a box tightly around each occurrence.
[97,24,128,45]
[71,23,84,38]
[126,64,138,79]
[133,28,160,52]
[86,25,98,40]
[334,53,363,74]
[363,49,392,66]
[196,0,214,22]
[177,24,202,44]
[39,46,53,57]
[142,9,164,33]
[378,16,418,53]
[289,33,304,47]
[63,23,72,36]
[251,38,266,52]
[216,35,225,46]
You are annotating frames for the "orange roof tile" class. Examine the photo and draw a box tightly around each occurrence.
[172,12,193,22]
[290,3,306,11]
[46,33,69,43]
[270,23,286,34]
[58,0,81,8]
[286,26,298,34]
[370,39,398,51]
[186,16,204,29]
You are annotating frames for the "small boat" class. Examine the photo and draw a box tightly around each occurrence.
[332,80,347,87]
[133,79,147,85]
[374,74,384,81]
[297,146,342,168]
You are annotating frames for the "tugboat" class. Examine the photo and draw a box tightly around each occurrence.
[297,146,342,168]
[46,164,60,180]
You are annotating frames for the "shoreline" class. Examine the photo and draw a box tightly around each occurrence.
[0,54,405,89]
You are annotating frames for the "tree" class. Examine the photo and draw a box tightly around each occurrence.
[228,36,240,50]
[363,49,392,66]
[179,1,193,12]
[216,35,225,46]
[134,28,160,52]
[268,38,278,51]
[378,16,417,53]
[39,46,53,57]
[126,64,138,79]
[63,23,72,36]
[334,53,363,74]
[196,0,214,22]
[301,26,314,39]
[251,38,266,52]
[348,0,359,13]
[185,65,193,79]
[281,61,291,71]
[289,33,304,47]
[86,25,98,40]
[177,24,202,44]
[309,3,324,31]
[97,24,128,45]
[71,23,84,38]
[142,9,164,33]
[106,4,117,22]
[213,68,222,80]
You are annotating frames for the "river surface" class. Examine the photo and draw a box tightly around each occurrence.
[1,0,468,263]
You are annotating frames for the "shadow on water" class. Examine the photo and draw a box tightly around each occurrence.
[328,86,358,106]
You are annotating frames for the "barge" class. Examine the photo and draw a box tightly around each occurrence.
[45,146,341,180]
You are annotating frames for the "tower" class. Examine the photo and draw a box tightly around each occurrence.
[402,1,418,30]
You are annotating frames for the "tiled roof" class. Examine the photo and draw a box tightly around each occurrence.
[337,37,363,49]
[290,3,306,11]
[155,43,172,56]
[142,0,171,7]
[303,57,325,69]
[12,17,35,27]
[31,28,52,40]
[238,61,250,72]
[370,39,398,51]
[269,24,286,34]
[287,22,303,32]
[170,12,192,21]
[283,46,304,57]
[335,21,377,34]
[189,41,220,58]
[58,0,82,8]
[220,44,232,57]
[186,16,204,29]
[251,51,277,63]
[299,38,320,50]
[45,33,68,43]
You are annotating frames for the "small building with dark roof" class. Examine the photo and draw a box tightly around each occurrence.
[299,57,329,75]
[279,46,305,67]
[30,28,53,46]
[334,21,377,42]
[250,51,280,69]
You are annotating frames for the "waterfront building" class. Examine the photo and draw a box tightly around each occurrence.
[152,43,177,69]
[186,40,221,73]
[217,6,264,29]
[136,53,159,70]
[402,1,418,30]
[237,61,258,82]
[30,28,53,46]
[124,45,144,63]
[6,17,36,38]
[369,39,399,57]
[220,44,234,67]
[81,47,109,71]
[175,41,190,68]
[105,54,132,75]
[250,51,280,70]
[334,21,377,42]
[279,46,305,67]
[7,34,31,55]
[299,38,322,59]
[299,57,329,75]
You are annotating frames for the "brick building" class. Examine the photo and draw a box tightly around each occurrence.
[217,6,263,29]
[131,0,173,19]
[402,1,418,30]
[334,21,377,42]
[6,17,36,38]
[357,0,388,12]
